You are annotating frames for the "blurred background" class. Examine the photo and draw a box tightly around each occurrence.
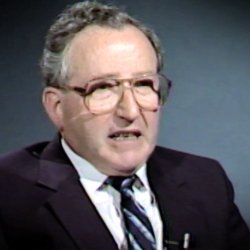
[0,0,250,225]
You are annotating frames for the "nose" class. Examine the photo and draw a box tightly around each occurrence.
[115,88,140,122]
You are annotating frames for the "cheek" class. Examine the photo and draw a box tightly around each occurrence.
[144,112,160,138]
[61,96,92,131]
[61,112,111,157]
[73,114,111,145]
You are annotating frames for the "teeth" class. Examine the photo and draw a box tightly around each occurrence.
[113,135,137,141]
[111,132,139,140]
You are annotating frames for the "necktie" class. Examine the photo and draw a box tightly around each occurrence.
[107,176,156,250]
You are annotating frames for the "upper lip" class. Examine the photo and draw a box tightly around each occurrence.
[108,129,142,138]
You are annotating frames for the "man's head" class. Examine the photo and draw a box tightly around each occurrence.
[41,1,170,176]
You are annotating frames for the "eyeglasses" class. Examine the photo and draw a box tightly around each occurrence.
[55,73,172,115]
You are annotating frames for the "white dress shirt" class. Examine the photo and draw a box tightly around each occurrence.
[61,139,163,250]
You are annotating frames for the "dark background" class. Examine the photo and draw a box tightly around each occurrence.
[1,0,250,225]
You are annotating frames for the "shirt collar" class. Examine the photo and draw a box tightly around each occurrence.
[61,138,106,194]
[61,138,152,195]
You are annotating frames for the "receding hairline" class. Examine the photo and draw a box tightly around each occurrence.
[63,23,159,81]
[40,1,164,87]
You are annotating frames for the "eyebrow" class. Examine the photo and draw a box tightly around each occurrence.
[89,71,157,82]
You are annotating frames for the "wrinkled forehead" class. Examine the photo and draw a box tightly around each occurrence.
[66,25,158,83]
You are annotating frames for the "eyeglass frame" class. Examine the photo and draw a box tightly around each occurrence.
[53,73,172,114]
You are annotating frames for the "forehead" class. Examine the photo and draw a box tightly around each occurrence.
[67,25,158,82]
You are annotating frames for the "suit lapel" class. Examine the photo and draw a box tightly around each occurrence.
[147,148,209,247]
[35,136,209,249]
[36,136,118,250]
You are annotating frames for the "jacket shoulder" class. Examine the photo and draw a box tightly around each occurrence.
[0,141,50,172]
[154,145,221,165]
[152,145,227,177]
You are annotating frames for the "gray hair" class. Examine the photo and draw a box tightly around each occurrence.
[40,1,164,87]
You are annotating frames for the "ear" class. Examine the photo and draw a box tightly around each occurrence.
[42,87,64,131]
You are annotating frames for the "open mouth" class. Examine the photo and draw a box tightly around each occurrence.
[109,131,141,141]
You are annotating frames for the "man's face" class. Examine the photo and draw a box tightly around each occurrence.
[56,25,160,175]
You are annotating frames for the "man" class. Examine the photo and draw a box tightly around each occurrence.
[0,1,249,250]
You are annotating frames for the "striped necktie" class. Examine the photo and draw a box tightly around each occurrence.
[107,176,156,250]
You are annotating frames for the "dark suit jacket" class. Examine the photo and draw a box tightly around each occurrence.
[0,136,249,250]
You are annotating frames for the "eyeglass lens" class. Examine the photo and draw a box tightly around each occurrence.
[84,75,169,114]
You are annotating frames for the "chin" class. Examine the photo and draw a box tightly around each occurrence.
[111,152,149,172]
[99,144,154,175]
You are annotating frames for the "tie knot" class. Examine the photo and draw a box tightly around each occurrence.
[107,175,136,191]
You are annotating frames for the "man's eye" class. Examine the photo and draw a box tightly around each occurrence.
[87,81,115,94]
[135,79,154,87]
[97,83,114,89]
